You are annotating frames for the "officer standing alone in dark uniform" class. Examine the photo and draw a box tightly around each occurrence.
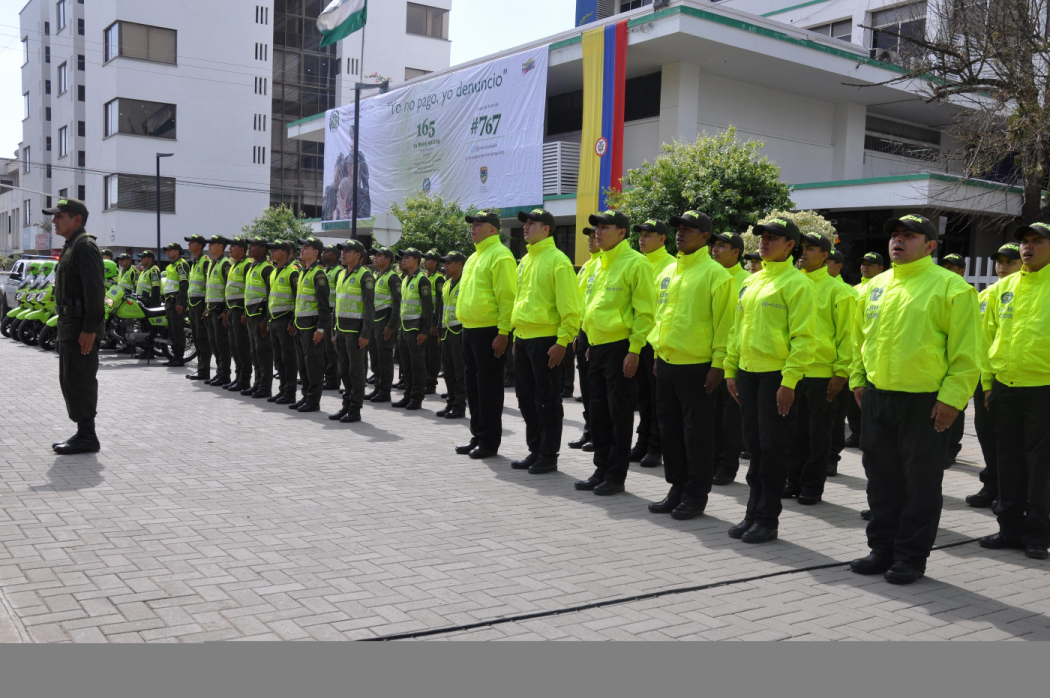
[265,240,300,404]
[393,248,433,410]
[423,249,446,395]
[242,238,275,399]
[184,235,213,381]
[161,242,190,367]
[290,237,332,413]
[47,198,105,455]
[328,239,375,424]
[365,247,401,403]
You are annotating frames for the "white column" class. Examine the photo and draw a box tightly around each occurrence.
[658,62,701,146]
[831,102,866,181]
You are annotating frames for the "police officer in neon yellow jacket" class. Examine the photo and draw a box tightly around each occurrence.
[645,211,734,520]
[574,210,656,496]
[849,214,980,584]
[785,232,855,505]
[724,217,815,545]
[978,223,1050,560]
[826,249,858,477]
[569,228,602,451]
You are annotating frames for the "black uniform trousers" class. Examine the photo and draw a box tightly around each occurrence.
[562,341,576,393]
[713,380,744,475]
[269,315,297,397]
[189,303,210,377]
[336,331,368,409]
[398,328,427,402]
[973,383,997,494]
[576,331,591,441]
[228,307,251,381]
[165,303,186,359]
[788,377,836,496]
[247,313,273,394]
[206,307,232,378]
[58,337,100,423]
[587,340,635,485]
[324,317,339,385]
[861,387,950,569]
[441,329,466,409]
[989,381,1050,549]
[829,390,848,469]
[738,370,799,528]
[634,344,661,454]
[426,332,441,387]
[296,327,324,404]
[657,361,716,507]
[371,318,396,393]
[846,394,862,438]
[946,401,965,465]
[463,326,506,452]
[514,337,564,461]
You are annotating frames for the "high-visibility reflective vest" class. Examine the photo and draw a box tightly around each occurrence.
[205,256,229,305]
[374,269,395,314]
[162,259,188,298]
[225,258,251,306]
[401,271,423,331]
[117,266,139,293]
[188,256,210,306]
[442,277,461,335]
[136,266,160,296]
[294,264,322,329]
[336,266,368,333]
[268,263,296,319]
[245,260,274,317]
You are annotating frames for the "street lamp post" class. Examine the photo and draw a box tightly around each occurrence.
[156,153,174,259]
[350,80,389,241]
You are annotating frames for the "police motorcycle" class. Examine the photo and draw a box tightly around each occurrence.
[1,262,43,338]
[35,260,119,352]
[102,282,197,363]
[17,269,57,347]
[3,261,56,341]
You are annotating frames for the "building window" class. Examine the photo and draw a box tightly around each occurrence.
[46,165,51,179]
[253,146,266,164]
[24,201,31,227]
[619,0,652,12]
[254,114,267,131]
[864,115,941,161]
[104,21,177,65]
[78,85,85,101]
[256,6,269,24]
[78,151,85,167]
[809,19,852,43]
[78,120,85,137]
[23,92,29,120]
[78,18,84,36]
[57,1,66,32]
[78,185,85,200]
[46,137,52,152]
[22,37,28,65]
[405,67,431,81]
[255,76,268,95]
[104,98,177,139]
[46,107,51,121]
[45,46,50,63]
[58,126,68,157]
[406,3,449,40]
[57,62,67,93]
[44,21,50,35]
[871,2,926,57]
[45,80,51,95]
[77,54,85,71]
[104,173,176,212]
[58,188,68,198]
[255,43,269,61]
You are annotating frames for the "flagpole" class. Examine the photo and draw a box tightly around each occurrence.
[359,16,366,81]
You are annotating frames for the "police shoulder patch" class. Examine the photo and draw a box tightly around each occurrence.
[421,285,431,297]
[363,276,375,290]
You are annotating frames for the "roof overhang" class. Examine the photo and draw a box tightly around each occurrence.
[791,174,1023,216]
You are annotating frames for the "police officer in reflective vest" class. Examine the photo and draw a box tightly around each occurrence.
[291,237,332,412]
[161,242,190,367]
[328,239,375,424]
[423,249,446,395]
[184,234,213,381]
[266,240,300,404]
[116,253,139,293]
[365,247,401,403]
[393,248,433,410]
[569,227,601,451]
[133,250,162,359]
[224,237,253,392]
[203,235,233,387]
[322,244,343,391]
[437,251,467,419]
[243,238,275,399]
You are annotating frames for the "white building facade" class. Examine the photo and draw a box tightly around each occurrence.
[15,0,452,254]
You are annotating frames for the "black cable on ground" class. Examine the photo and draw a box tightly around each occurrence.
[359,537,980,642]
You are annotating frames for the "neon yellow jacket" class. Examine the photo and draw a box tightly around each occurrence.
[850,255,980,410]
[645,247,675,282]
[802,266,855,379]
[511,237,582,346]
[582,239,656,353]
[724,258,816,389]
[982,264,1050,389]
[456,235,518,335]
[650,246,734,367]
[577,251,602,296]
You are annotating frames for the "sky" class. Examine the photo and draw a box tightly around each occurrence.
[0,0,576,162]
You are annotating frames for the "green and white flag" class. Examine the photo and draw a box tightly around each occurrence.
[317,0,367,48]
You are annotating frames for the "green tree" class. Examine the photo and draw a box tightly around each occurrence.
[389,193,482,255]
[606,127,794,252]
[741,210,837,257]
[240,204,315,242]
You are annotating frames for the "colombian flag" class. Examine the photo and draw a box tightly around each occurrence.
[575,20,627,266]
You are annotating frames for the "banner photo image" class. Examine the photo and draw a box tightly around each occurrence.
[322,45,549,223]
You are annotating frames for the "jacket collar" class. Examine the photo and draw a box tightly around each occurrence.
[892,254,934,279]
[1021,262,1049,283]
[475,235,502,253]
[802,265,829,283]
[646,247,673,267]
[64,228,88,248]
[526,237,555,255]
[677,245,712,269]
[600,239,631,268]
[761,257,794,277]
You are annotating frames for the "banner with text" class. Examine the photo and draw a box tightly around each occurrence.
[322,46,549,223]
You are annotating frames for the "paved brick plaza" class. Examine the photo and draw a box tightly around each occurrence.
[0,338,1048,642]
